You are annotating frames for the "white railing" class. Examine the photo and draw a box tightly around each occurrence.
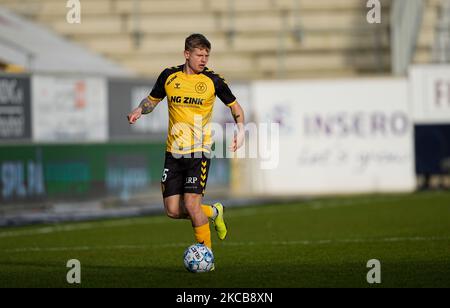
[391,0,424,75]
[432,0,450,63]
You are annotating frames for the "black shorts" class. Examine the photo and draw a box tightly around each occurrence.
[161,152,211,198]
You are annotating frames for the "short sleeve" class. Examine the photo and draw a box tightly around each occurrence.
[149,69,169,101]
[216,77,237,107]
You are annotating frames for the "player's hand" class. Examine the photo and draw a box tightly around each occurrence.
[127,107,142,124]
[229,130,245,152]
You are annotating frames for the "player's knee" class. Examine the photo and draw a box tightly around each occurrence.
[165,208,181,219]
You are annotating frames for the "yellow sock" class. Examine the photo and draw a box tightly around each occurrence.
[201,204,213,218]
[194,223,212,249]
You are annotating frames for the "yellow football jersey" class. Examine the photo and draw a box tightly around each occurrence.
[149,65,237,155]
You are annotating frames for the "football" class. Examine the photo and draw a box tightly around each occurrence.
[183,243,215,273]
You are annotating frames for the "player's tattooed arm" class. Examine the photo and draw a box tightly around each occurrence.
[229,102,245,125]
[139,97,158,114]
[231,110,241,123]
[229,102,245,152]
[127,96,160,124]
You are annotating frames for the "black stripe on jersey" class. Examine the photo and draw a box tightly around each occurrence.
[202,68,237,106]
[149,65,184,100]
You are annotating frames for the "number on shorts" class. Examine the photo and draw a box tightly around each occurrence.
[162,168,169,182]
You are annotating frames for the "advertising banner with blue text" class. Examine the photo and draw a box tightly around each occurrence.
[251,78,416,195]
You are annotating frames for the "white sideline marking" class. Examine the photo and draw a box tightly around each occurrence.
[1,236,449,253]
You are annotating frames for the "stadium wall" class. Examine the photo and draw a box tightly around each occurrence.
[232,65,450,196]
[0,142,230,203]
[1,66,449,213]
[0,73,232,207]
[0,142,165,202]
[243,78,417,196]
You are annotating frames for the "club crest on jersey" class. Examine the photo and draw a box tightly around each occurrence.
[195,82,207,94]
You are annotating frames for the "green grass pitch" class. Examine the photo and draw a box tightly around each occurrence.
[0,191,449,288]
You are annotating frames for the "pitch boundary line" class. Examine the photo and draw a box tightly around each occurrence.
[2,236,449,253]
